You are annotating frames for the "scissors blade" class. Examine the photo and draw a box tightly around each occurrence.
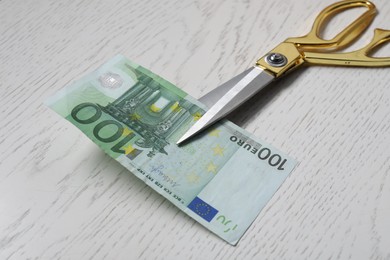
[177,66,274,145]
[199,68,253,108]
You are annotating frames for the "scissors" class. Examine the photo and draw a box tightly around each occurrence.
[177,0,390,145]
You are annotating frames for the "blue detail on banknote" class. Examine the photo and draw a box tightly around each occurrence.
[188,197,219,222]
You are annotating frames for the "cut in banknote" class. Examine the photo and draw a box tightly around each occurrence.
[46,55,296,245]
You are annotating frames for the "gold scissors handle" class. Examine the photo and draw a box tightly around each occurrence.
[304,28,390,66]
[257,0,390,77]
[177,0,390,145]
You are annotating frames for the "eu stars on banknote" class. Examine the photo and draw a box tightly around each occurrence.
[45,55,297,245]
[188,196,219,222]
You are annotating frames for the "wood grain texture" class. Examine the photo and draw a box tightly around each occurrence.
[1,0,389,259]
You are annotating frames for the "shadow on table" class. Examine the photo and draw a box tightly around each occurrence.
[226,67,307,127]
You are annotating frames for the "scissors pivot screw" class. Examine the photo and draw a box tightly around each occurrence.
[265,53,287,67]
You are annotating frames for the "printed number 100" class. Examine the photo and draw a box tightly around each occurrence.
[71,102,135,154]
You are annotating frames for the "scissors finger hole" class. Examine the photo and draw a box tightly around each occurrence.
[320,7,368,41]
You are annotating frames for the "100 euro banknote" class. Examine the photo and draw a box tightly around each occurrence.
[46,55,296,245]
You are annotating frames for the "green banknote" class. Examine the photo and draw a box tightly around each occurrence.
[46,55,296,245]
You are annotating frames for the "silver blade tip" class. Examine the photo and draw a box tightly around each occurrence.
[176,127,199,145]
[176,131,193,145]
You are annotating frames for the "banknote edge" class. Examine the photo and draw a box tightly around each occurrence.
[44,54,299,245]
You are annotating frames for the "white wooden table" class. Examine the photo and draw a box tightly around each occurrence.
[1,0,389,259]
